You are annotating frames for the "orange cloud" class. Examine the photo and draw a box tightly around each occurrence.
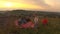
[0,0,45,10]
[0,0,60,12]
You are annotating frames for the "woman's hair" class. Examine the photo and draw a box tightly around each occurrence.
[26,19,31,22]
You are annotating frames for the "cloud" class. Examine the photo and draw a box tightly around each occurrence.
[44,0,60,12]
[23,0,50,8]
[0,0,60,12]
[34,0,50,8]
[18,0,51,10]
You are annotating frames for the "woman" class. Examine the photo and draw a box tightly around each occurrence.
[21,16,34,28]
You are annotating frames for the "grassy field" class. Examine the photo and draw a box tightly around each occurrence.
[0,16,60,34]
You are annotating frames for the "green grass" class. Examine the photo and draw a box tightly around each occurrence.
[0,17,60,34]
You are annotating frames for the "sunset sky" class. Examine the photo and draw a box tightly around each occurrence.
[0,0,60,12]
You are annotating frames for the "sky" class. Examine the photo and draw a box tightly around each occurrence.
[0,0,60,12]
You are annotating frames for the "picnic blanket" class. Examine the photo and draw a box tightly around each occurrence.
[15,20,34,28]
[20,21,34,28]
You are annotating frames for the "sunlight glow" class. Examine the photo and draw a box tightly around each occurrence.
[4,2,13,7]
[0,1,45,10]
